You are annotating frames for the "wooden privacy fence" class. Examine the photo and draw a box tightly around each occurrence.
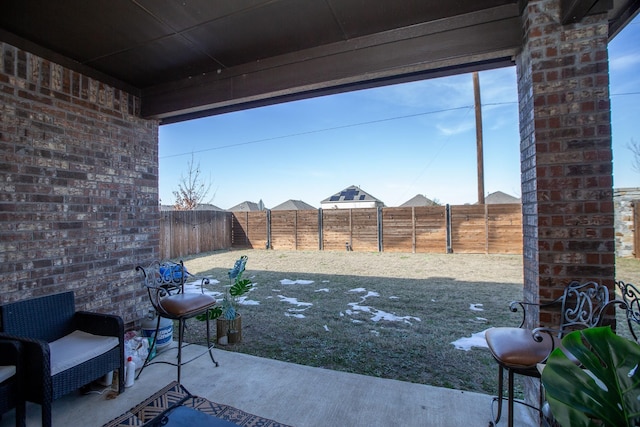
[160,210,232,259]
[231,204,523,254]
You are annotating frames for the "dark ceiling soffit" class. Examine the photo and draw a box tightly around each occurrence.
[142,4,521,122]
[608,0,640,36]
[157,57,515,125]
[561,0,613,24]
[0,28,141,97]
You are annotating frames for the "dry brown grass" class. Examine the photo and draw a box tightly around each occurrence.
[179,249,640,396]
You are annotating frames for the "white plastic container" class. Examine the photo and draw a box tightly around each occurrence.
[99,371,113,387]
[141,310,173,351]
[125,356,135,387]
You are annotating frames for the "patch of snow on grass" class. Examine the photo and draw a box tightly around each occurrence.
[277,295,312,307]
[370,310,420,324]
[315,288,330,293]
[347,288,420,324]
[370,330,380,336]
[451,329,488,351]
[285,313,305,319]
[281,279,314,285]
[389,296,399,299]
[323,325,330,331]
[184,281,222,298]
[470,303,484,311]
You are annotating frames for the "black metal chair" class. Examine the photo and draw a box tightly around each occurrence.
[485,281,615,427]
[0,339,25,427]
[0,291,124,427]
[136,260,219,383]
[616,280,640,341]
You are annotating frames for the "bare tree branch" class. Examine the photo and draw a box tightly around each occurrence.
[172,154,216,210]
[629,139,640,174]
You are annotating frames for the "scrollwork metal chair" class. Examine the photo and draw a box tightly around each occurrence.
[485,280,615,427]
[136,260,219,383]
[615,280,640,341]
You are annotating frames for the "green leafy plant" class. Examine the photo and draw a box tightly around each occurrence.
[221,276,253,320]
[541,326,640,427]
[196,259,253,322]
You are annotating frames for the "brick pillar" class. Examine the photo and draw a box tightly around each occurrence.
[516,0,615,421]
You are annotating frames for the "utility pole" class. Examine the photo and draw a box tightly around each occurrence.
[473,72,485,205]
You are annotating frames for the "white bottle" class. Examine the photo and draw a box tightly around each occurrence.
[125,356,135,387]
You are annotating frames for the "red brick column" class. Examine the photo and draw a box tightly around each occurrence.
[516,0,615,420]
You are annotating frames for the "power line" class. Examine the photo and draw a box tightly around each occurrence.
[612,91,640,97]
[160,105,474,159]
[161,91,640,160]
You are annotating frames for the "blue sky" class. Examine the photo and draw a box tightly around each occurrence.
[159,16,639,209]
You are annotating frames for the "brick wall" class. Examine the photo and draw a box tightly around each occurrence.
[516,0,615,421]
[0,41,159,327]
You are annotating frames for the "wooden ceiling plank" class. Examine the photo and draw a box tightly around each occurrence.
[142,16,520,121]
[144,3,519,95]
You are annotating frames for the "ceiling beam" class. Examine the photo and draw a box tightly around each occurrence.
[561,0,613,24]
[142,4,521,123]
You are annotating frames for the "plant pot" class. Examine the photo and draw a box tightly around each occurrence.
[216,314,242,344]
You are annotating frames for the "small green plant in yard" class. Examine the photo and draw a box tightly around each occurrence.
[196,255,253,322]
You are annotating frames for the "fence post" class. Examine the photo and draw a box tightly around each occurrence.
[294,210,298,251]
[266,209,271,249]
[484,203,489,254]
[349,209,353,250]
[377,206,383,252]
[412,207,416,254]
[318,208,323,251]
[446,204,453,254]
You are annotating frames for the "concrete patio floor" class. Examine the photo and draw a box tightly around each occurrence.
[1,343,535,427]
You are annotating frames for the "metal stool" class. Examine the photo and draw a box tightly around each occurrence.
[136,260,219,383]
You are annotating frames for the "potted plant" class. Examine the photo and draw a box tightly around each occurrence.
[541,326,640,427]
[197,256,252,344]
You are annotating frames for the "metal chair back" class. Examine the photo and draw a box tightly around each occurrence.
[615,280,640,341]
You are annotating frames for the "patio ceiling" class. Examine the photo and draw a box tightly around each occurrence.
[1,0,637,124]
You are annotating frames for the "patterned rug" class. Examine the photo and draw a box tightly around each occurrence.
[102,381,292,427]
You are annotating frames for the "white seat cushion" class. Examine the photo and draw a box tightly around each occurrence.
[0,365,16,383]
[49,330,119,376]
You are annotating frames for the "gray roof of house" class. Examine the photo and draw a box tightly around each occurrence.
[160,203,225,211]
[321,185,384,205]
[483,191,520,204]
[271,200,316,210]
[399,194,437,207]
[228,201,262,211]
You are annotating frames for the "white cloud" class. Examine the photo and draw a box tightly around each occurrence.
[609,53,640,73]
[436,119,475,136]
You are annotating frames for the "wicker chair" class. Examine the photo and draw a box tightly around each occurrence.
[136,260,219,383]
[0,292,124,427]
[485,281,615,427]
[0,339,25,427]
